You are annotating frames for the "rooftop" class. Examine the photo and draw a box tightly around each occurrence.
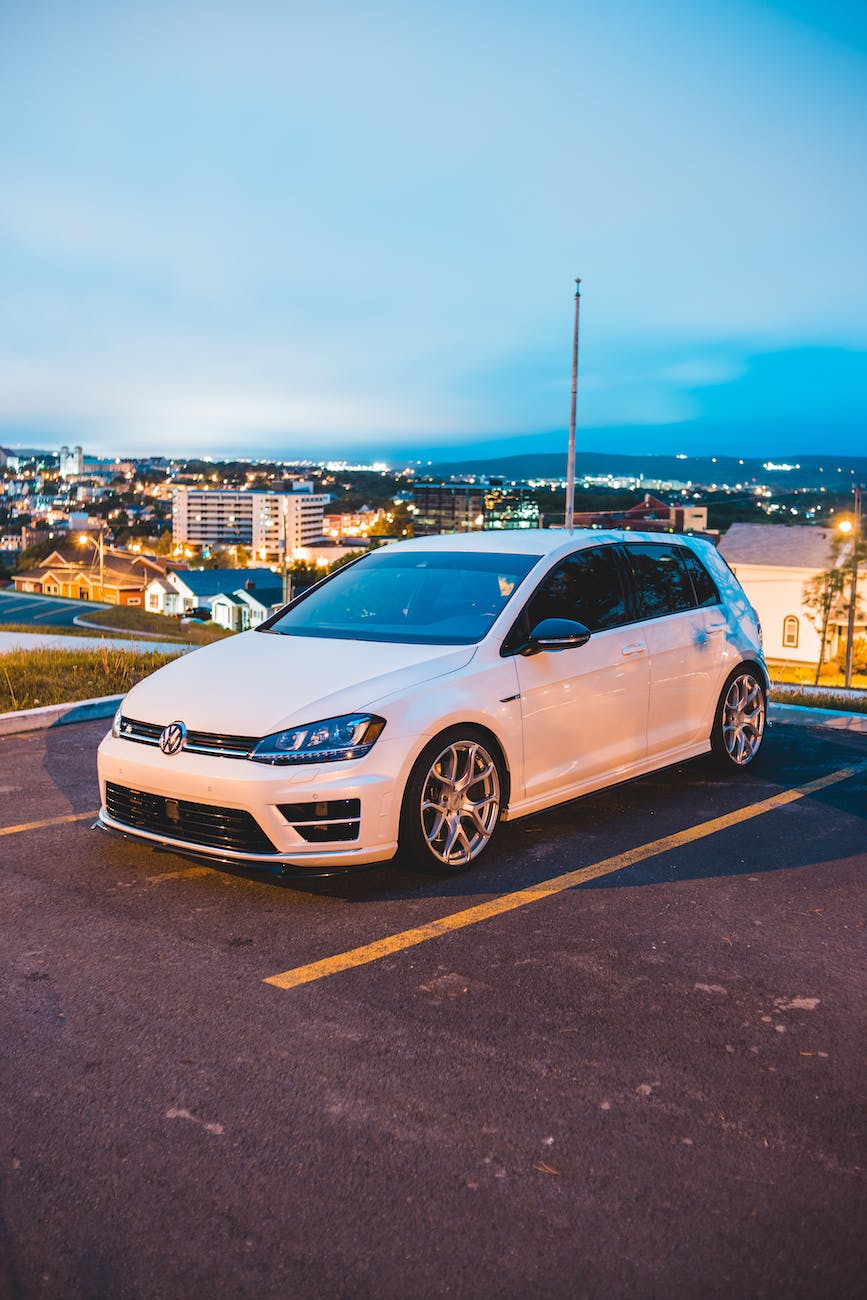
[719,523,843,570]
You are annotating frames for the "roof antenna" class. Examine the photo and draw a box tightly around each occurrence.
[565,278,581,531]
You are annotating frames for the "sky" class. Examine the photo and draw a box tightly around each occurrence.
[0,0,865,463]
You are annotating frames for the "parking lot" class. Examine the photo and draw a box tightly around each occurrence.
[1,716,865,1298]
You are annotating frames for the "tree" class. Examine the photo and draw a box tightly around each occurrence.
[14,538,59,571]
[802,544,847,685]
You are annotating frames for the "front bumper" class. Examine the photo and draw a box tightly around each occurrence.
[96,732,404,869]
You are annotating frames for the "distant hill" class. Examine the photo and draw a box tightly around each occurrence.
[427,450,867,490]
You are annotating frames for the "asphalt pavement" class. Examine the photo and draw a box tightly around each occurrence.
[0,591,107,628]
[1,719,865,1298]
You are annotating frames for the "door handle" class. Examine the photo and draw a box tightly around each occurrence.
[706,622,727,634]
[621,643,646,656]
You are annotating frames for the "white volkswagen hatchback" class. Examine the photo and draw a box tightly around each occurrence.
[97,529,767,873]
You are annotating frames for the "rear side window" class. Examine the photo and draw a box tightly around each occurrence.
[623,543,696,619]
[679,548,720,607]
[526,545,628,632]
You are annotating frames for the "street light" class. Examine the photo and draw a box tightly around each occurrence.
[77,528,105,602]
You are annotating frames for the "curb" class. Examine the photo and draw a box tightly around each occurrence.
[770,702,867,734]
[0,694,121,737]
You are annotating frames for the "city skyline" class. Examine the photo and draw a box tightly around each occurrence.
[1,0,865,459]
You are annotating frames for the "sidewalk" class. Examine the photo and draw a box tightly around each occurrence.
[0,630,190,657]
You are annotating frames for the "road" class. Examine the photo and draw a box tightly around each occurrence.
[1,719,865,1298]
[0,591,108,628]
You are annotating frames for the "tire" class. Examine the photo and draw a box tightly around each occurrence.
[710,666,767,770]
[398,727,506,872]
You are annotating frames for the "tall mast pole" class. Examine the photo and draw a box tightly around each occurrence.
[565,277,581,531]
[844,483,862,689]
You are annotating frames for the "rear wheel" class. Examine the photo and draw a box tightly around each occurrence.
[710,667,766,769]
[399,728,505,872]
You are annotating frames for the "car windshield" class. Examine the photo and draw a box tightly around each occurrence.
[263,549,539,645]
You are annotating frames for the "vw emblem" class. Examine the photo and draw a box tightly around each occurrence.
[159,721,187,756]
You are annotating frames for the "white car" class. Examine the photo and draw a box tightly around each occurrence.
[97,529,767,873]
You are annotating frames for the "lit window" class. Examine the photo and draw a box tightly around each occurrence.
[783,615,799,648]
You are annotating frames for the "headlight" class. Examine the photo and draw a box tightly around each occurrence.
[111,706,123,738]
[250,714,386,765]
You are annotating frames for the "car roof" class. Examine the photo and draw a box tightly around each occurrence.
[388,528,710,560]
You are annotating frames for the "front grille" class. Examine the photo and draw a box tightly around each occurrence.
[105,782,277,855]
[278,798,361,844]
[118,716,259,759]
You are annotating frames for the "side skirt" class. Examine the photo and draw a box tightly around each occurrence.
[502,741,712,822]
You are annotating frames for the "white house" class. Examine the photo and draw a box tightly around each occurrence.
[210,582,284,631]
[718,523,863,664]
[144,568,279,616]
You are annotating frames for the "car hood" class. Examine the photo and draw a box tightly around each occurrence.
[120,631,477,737]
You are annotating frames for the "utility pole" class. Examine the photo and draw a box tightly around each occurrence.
[281,497,292,606]
[98,527,105,603]
[565,278,581,531]
[844,484,862,689]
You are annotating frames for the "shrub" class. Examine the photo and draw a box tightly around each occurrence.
[835,636,867,675]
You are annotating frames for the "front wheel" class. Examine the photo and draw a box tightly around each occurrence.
[399,728,505,872]
[710,667,767,769]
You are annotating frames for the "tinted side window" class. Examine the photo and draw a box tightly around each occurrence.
[679,548,720,607]
[624,543,696,619]
[526,546,628,632]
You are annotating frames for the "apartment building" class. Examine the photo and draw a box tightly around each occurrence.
[172,485,329,560]
[413,482,540,536]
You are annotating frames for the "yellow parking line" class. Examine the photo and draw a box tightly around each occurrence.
[264,765,863,991]
[0,809,99,837]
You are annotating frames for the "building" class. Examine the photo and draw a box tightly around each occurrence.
[571,493,709,534]
[58,445,84,478]
[0,446,20,471]
[718,523,864,664]
[144,567,282,617]
[12,547,165,605]
[292,540,368,567]
[210,578,285,632]
[484,485,541,530]
[413,482,540,536]
[172,485,329,559]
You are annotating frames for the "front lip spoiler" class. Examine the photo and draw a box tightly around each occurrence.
[93,812,369,879]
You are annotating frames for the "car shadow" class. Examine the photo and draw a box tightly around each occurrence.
[42,721,866,904]
[222,734,867,903]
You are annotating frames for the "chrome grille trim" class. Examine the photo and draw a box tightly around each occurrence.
[118,716,259,759]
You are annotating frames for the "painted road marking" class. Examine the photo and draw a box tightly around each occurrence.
[0,809,99,837]
[0,599,44,616]
[264,765,864,991]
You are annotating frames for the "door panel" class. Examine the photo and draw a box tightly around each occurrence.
[622,542,726,755]
[640,609,721,754]
[515,629,649,799]
[509,544,649,800]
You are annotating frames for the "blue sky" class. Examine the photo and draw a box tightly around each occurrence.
[0,0,864,461]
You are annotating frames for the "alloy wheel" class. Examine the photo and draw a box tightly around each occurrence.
[721,673,765,765]
[420,739,501,866]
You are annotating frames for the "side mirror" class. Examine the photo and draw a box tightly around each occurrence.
[517,617,591,655]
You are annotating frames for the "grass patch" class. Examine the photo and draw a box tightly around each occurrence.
[770,685,867,715]
[0,645,180,712]
[77,606,232,644]
[767,659,867,690]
